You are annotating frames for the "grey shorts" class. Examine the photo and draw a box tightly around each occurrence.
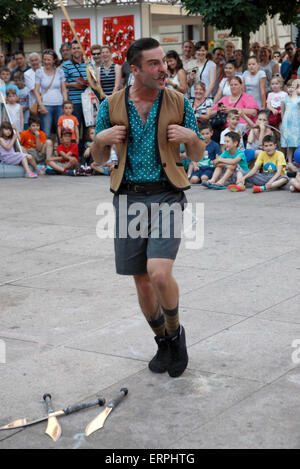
[27,148,46,164]
[246,173,289,186]
[113,189,187,276]
[227,170,289,186]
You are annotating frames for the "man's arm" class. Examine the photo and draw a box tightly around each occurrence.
[167,97,205,162]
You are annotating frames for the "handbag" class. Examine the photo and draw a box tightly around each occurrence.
[210,93,244,130]
[30,101,39,116]
[209,111,227,130]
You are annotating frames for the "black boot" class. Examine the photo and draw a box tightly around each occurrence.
[166,325,188,378]
[148,335,168,373]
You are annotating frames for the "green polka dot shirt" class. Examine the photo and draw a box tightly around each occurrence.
[95,91,203,183]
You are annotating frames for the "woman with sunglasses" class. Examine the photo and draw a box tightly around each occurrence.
[91,45,102,71]
[34,49,67,138]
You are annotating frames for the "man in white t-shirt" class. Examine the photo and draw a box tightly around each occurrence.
[24,53,41,108]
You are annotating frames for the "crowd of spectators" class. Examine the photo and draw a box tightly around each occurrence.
[0,38,300,191]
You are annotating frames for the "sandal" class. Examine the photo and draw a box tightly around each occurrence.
[210,183,227,190]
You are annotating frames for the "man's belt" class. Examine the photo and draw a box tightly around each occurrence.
[119,181,173,194]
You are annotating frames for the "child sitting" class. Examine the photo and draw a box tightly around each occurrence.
[47,128,78,175]
[20,116,53,165]
[188,123,220,184]
[203,131,249,189]
[220,109,245,152]
[242,109,275,160]
[13,71,30,130]
[83,126,95,169]
[5,88,23,133]
[0,121,41,178]
[229,135,289,192]
[57,101,79,144]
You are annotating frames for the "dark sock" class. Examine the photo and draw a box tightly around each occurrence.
[162,303,179,336]
[148,312,166,337]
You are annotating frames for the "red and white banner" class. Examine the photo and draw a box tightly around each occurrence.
[102,15,135,64]
[61,18,91,56]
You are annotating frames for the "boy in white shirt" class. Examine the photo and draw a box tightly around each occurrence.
[220,109,245,152]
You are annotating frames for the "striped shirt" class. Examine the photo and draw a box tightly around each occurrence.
[62,60,88,104]
[100,63,116,96]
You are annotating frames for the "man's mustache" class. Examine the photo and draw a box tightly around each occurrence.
[154,73,168,80]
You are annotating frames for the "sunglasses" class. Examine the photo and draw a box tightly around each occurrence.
[92,53,101,56]
[286,47,294,52]
[43,50,55,56]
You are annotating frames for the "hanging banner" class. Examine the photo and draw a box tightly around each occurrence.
[102,15,135,64]
[61,18,91,56]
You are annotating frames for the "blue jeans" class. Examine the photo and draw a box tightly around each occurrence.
[40,105,63,138]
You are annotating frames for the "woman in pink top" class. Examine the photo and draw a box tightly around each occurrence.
[209,76,259,128]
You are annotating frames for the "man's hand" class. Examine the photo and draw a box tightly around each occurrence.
[95,125,127,146]
[167,125,196,144]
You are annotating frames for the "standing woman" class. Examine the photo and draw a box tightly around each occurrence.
[165,50,187,94]
[188,41,216,99]
[213,61,236,103]
[242,56,266,109]
[98,46,121,96]
[234,49,244,76]
[288,49,300,80]
[259,46,280,91]
[34,49,67,138]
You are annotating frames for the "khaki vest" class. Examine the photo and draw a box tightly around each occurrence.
[107,87,190,193]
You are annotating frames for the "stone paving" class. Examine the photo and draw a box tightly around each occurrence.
[0,176,300,449]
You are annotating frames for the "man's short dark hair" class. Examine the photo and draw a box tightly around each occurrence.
[225,131,240,145]
[262,135,277,145]
[284,41,295,50]
[14,50,26,58]
[127,38,160,67]
[212,47,224,54]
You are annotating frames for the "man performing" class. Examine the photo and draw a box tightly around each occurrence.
[92,38,205,378]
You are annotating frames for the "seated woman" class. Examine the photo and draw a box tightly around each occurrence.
[190,82,213,124]
[165,50,187,94]
[213,60,237,103]
[208,76,259,132]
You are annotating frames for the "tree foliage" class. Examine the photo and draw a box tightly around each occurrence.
[181,0,300,59]
[0,0,55,43]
